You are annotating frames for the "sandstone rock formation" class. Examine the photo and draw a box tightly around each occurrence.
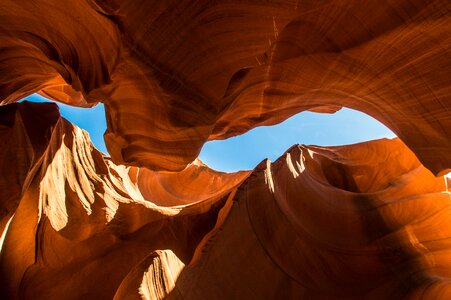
[0,0,450,174]
[0,102,250,299]
[0,0,451,299]
[0,102,450,299]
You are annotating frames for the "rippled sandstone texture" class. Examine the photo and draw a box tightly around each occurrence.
[1,0,451,299]
[0,102,450,299]
[0,0,450,174]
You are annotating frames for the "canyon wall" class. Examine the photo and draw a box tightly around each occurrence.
[0,0,450,174]
[0,102,450,299]
[0,0,451,299]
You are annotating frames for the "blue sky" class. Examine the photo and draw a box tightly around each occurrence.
[24,94,396,172]
[25,94,109,154]
[201,109,396,171]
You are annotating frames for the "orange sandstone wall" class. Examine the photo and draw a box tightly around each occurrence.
[0,103,450,299]
[0,0,451,299]
[0,0,450,174]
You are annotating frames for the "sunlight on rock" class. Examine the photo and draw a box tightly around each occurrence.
[1,1,450,299]
[139,250,185,300]
[199,108,396,172]
[0,215,14,254]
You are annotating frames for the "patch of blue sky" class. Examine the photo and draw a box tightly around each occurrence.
[22,94,108,154]
[199,109,396,172]
[23,94,396,172]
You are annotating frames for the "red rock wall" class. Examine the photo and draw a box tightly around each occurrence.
[0,102,248,299]
[0,0,450,174]
[0,1,451,299]
[0,103,450,299]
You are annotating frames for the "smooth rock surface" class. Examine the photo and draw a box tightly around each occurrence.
[0,1,451,298]
[0,103,450,299]
[0,0,450,174]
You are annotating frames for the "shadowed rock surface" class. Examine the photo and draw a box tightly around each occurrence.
[0,102,249,299]
[0,0,450,173]
[0,103,450,299]
[1,1,451,299]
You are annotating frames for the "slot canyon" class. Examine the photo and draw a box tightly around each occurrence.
[0,1,450,299]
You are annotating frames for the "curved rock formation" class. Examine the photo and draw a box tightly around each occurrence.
[0,1,451,299]
[0,102,450,299]
[0,0,450,174]
[0,102,248,299]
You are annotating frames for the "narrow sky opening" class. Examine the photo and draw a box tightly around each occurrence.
[199,109,397,172]
[24,93,398,172]
[22,94,108,154]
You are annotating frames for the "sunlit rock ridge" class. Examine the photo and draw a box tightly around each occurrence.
[0,1,450,299]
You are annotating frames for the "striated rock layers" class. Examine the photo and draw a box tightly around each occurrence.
[1,0,451,299]
[0,102,450,299]
[0,0,450,174]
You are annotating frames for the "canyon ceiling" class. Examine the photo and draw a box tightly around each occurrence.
[0,0,450,299]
